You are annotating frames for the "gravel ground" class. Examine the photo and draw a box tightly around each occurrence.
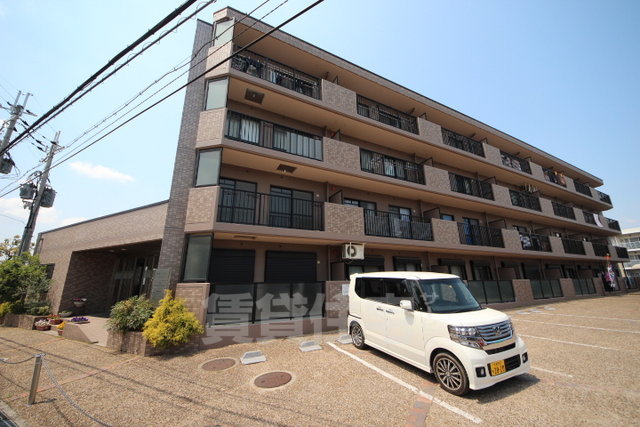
[1,293,639,426]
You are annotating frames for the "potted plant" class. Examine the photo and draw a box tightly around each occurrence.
[70,316,89,324]
[34,319,51,331]
[59,310,72,317]
[72,298,86,308]
[47,314,63,325]
[56,321,65,336]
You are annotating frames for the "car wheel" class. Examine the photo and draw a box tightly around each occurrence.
[350,322,366,349]
[433,352,469,396]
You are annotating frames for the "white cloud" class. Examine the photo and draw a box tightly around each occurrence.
[60,217,87,226]
[69,161,134,183]
[0,197,85,234]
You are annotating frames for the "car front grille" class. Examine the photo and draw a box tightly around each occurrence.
[485,342,516,355]
[476,320,513,343]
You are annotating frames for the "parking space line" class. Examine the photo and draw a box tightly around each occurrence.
[514,319,640,334]
[519,334,619,351]
[526,312,640,323]
[531,366,573,378]
[327,343,483,424]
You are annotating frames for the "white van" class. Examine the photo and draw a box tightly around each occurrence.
[347,271,529,395]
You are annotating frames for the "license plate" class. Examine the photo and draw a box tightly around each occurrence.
[489,360,506,376]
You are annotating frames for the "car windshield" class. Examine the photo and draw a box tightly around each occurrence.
[416,278,482,313]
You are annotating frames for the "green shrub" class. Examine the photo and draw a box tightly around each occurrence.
[25,304,50,316]
[107,295,155,332]
[0,301,11,317]
[142,290,204,349]
[8,300,25,314]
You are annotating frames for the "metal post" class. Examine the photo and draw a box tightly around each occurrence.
[0,91,31,154]
[28,354,43,405]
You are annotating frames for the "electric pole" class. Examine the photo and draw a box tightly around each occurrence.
[0,91,32,154]
[19,131,59,255]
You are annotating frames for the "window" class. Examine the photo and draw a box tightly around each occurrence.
[182,235,212,282]
[218,178,257,224]
[195,149,221,187]
[440,214,455,221]
[362,278,385,302]
[205,78,228,110]
[270,186,317,229]
[513,225,528,234]
[472,261,493,281]
[394,257,422,271]
[346,256,385,277]
[439,259,467,280]
[344,198,376,212]
[213,19,233,46]
[385,279,414,306]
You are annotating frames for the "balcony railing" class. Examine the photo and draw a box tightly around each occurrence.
[231,49,321,99]
[226,111,323,161]
[467,280,515,304]
[449,173,494,200]
[573,278,596,296]
[509,189,541,211]
[457,223,504,248]
[360,149,425,184]
[574,181,592,197]
[356,95,418,134]
[531,279,563,299]
[441,129,485,157]
[606,218,621,231]
[562,238,586,255]
[363,210,433,241]
[592,243,610,257]
[598,190,612,204]
[616,246,629,259]
[501,151,531,174]
[519,232,552,252]
[621,241,640,250]
[552,201,576,220]
[543,168,567,187]
[218,188,323,231]
[583,211,596,225]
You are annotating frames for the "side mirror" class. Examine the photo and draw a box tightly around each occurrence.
[399,300,413,311]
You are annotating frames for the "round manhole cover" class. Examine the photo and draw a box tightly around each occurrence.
[201,358,236,372]
[254,371,292,389]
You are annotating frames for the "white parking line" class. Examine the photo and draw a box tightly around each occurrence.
[327,342,483,424]
[519,334,619,351]
[531,366,573,378]
[527,312,640,323]
[514,319,640,334]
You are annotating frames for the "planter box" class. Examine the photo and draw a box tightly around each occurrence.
[2,314,48,329]
[107,331,160,356]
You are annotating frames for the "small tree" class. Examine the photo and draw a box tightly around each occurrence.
[142,290,204,349]
[0,253,50,311]
[0,235,22,261]
[107,295,155,332]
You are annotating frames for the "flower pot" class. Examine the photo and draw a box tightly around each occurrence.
[59,311,72,317]
[73,301,85,308]
[35,325,51,331]
[57,330,63,336]
[49,319,63,325]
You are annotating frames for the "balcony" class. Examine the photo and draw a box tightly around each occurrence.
[363,210,433,241]
[561,238,585,255]
[360,149,425,185]
[519,232,552,252]
[531,279,563,299]
[217,188,323,231]
[509,189,541,211]
[552,201,576,220]
[616,246,629,259]
[467,280,515,304]
[543,168,567,187]
[598,190,612,204]
[457,223,504,248]
[574,181,592,197]
[573,278,596,296]
[592,242,610,257]
[583,211,596,225]
[621,241,640,250]
[356,95,418,134]
[231,49,321,99]
[501,151,531,174]
[441,129,485,157]
[449,173,494,200]
[225,111,323,161]
[606,218,621,231]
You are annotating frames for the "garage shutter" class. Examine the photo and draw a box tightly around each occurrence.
[265,251,317,282]
[210,249,255,284]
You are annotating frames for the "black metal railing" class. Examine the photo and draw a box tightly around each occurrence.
[543,168,567,187]
[598,191,612,204]
[583,211,596,225]
[509,189,541,211]
[356,95,418,134]
[616,246,629,259]
[207,281,325,325]
[562,238,585,255]
[519,232,552,252]
[552,201,576,219]
[449,173,494,200]
[441,129,485,157]
[226,111,323,161]
[231,49,321,99]
[530,279,563,299]
[574,181,592,197]
[592,243,609,257]
[467,280,515,304]
[457,223,504,247]
[573,278,596,296]
[360,149,425,184]
[218,188,324,231]
[606,218,621,231]
[501,151,531,174]
[363,210,433,241]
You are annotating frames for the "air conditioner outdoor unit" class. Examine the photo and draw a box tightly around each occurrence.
[342,243,364,260]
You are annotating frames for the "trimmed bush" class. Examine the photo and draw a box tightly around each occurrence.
[142,290,204,349]
[0,301,11,318]
[107,295,155,332]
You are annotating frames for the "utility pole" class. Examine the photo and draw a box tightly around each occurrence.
[19,132,59,255]
[0,91,32,154]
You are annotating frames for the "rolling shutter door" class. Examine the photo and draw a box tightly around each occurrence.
[210,249,255,284]
[265,251,317,282]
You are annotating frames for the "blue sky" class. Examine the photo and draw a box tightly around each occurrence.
[0,0,639,242]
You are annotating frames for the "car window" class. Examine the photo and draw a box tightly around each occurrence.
[384,279,413,306]
[363,278,385,302]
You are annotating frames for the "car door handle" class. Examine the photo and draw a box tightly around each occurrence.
[385,309,394,314]
[376,307,384,312]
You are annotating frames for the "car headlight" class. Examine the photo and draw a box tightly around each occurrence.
[448,325,485,349]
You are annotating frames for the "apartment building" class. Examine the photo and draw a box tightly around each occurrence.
[37,8,631,342]
[613,228,640,287]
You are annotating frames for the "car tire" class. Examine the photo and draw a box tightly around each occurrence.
[433,352,469,396]
[350,322,366,349]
